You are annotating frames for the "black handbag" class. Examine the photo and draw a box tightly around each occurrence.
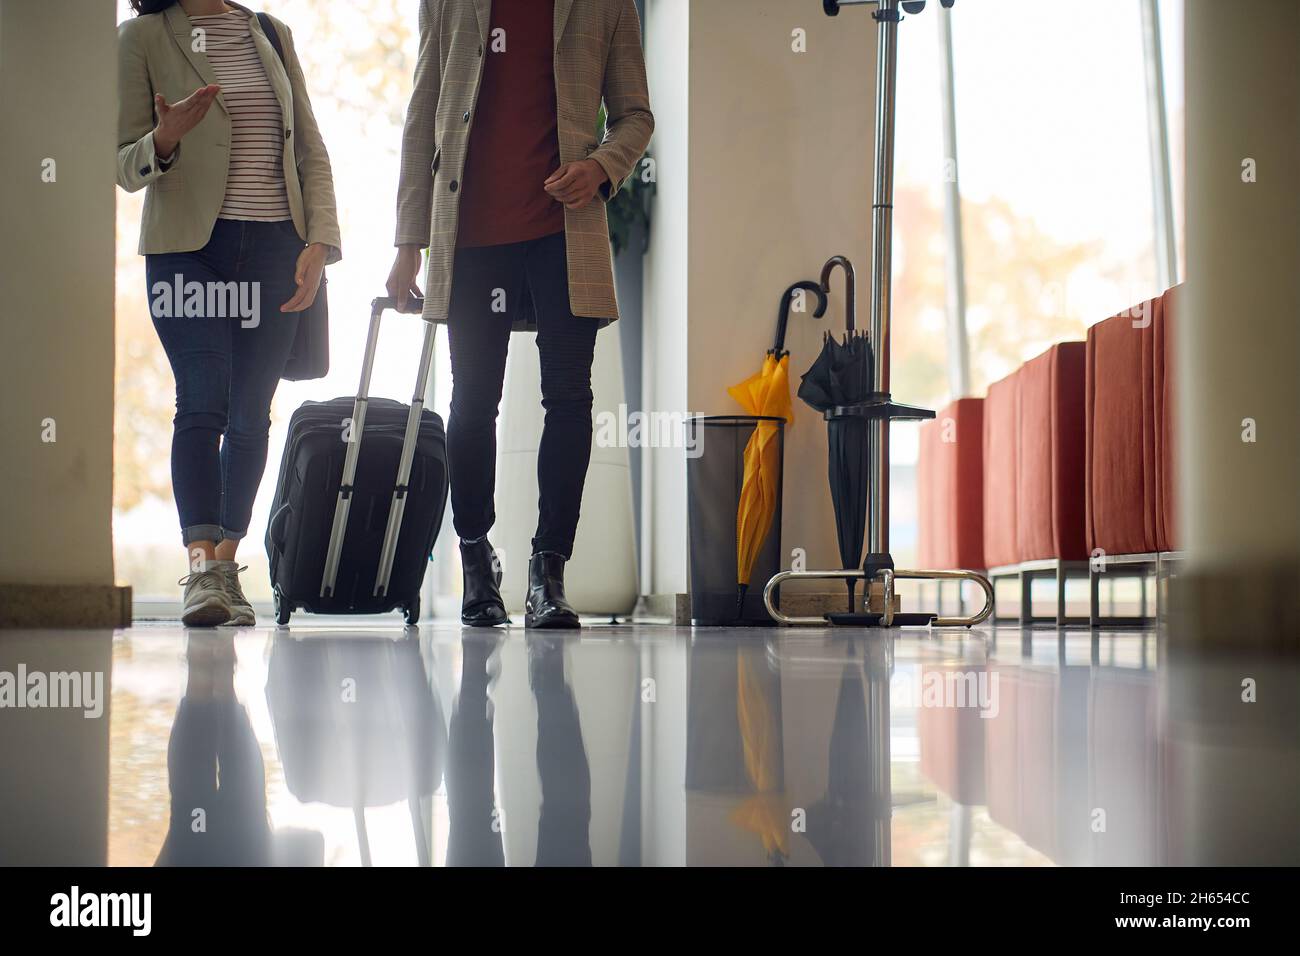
[257,11,329,382]
[282,274,329,381]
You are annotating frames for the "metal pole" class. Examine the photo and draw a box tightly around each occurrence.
[1141,0,1178,290]
[867,0,899,558]
[321,308,384,597]
[374,320,438,596]
[937,4,972,398]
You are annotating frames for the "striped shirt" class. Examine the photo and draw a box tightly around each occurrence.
[191,10,291,221]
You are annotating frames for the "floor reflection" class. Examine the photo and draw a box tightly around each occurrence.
[0,624,1295,866]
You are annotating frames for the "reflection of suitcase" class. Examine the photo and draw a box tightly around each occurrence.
[265,297,448,625]
[265,634,446,865]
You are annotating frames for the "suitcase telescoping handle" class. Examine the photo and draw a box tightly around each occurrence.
[320,296,433,602]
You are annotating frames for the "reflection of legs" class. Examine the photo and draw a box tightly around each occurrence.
[526,233,598,558]
[446,245,521,541]
[157,696,219,866]
[158,634,269,866]
[529,635,591,866]
[446,635,505,866]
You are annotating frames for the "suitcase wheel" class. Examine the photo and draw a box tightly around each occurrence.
[403,596,420,626]
[274,586,292,626]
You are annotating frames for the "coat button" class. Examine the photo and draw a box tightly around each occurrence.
[449,180,458,193]
[285,129,292,139]
[462,110,470,122]
[139,166,150,176]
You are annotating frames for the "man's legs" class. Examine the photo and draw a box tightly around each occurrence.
[525,231,599,558]
[520,231,597,629]
[445,242,526,627]
[445,243,523,541]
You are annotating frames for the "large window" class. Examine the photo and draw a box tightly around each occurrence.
[887,0,1185,565]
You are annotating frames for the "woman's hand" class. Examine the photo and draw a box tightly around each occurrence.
[544,158,609,210]
[281,243,329,313]
[152,84,221,159]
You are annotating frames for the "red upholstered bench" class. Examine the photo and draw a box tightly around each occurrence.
[982,370,1021,620]
[1086,302,1159,556]
[1154,285,1182,553]
[917,397,985,571]
[1017,342,1087,562]
[1085,295,1167,625]
[1013,342,1090,624]
[982,370,1022,570]
[1153,285,1183,621]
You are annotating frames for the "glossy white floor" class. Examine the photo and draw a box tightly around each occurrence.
[1,620,1296,866]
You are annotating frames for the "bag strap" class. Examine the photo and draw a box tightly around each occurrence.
[255,11,286,65]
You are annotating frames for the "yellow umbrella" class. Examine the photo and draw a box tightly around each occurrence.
[725,281,827,618]
[727,354,791,608]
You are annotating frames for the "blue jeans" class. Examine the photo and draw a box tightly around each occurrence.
[146,218,302,546]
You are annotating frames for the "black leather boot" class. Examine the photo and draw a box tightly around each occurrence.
[460,538,508,627]
[525,552,580,629]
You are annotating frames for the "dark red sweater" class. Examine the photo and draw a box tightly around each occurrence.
[456,0,566,248]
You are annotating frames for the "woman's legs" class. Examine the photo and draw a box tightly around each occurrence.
[148,236,235,562]
[219,220,302,555]
[149,235,238,625]
[148,219,299,624]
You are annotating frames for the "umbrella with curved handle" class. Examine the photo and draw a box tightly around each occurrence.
[727,281,828,621]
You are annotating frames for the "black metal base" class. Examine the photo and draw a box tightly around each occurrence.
[826,611,937,627]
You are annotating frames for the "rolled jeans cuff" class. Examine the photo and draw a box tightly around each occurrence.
[220,527,247,542]
[181,524,224,546]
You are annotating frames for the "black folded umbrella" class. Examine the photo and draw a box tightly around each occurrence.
[826,416,871,611]
[797,331,874,412]
[798,255,875,612]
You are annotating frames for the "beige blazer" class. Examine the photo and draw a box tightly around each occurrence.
[117,2,341,263]
[395,0,654,326]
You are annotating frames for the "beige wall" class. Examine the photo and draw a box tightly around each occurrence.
[1182,0,1300,570]
[643,0,877,595]
[0,0,118,587]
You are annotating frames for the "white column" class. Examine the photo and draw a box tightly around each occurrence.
[1181,0,1300,571]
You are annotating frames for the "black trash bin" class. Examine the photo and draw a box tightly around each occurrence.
[686,415,785,625]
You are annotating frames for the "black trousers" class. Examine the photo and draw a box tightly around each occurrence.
[446,230,599,559]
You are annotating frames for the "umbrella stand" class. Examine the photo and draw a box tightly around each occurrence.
[765,0,993,628]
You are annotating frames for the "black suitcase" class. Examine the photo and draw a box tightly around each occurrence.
[265,296,448,625]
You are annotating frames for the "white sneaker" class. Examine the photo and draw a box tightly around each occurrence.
[179,568,234,627]
[213,561,257,627]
